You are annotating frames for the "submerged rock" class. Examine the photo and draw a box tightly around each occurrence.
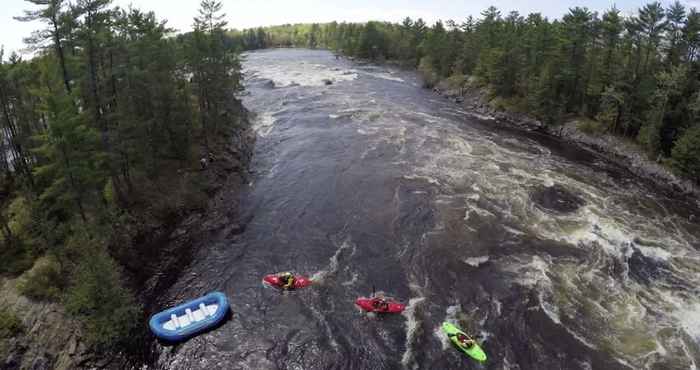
[530,184,585,213]
[322,79,333,85]
[262,80,275,89]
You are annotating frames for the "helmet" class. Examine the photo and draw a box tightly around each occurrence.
[282,272,292,277]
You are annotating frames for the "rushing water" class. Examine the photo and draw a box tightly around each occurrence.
[153,49,700,370]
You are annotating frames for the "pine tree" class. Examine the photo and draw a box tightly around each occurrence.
[15,0,73,94]
[188,0,241,149]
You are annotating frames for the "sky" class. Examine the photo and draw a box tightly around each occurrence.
[2,0,700,56]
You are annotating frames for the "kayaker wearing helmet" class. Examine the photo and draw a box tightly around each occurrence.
[455,333,475,349]
[280,272,295,290]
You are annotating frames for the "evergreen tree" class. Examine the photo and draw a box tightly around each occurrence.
[15,0,73,94]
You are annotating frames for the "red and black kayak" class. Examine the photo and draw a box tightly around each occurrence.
[355,297,406,314]
[262,273,313,290]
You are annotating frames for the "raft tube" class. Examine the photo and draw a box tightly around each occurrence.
[149,291,229,342]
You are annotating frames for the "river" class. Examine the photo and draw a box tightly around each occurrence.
[153,49,700,370]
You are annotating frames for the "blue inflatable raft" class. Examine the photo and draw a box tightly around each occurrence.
[149,291,229,342]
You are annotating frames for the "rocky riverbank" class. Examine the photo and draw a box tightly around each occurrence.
[0,264,85,370]
[433,82,700,201]
[1,102,255,370]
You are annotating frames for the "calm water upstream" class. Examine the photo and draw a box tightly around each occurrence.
[153,49,700,370]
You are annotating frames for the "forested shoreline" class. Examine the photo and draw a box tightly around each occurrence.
[2,0,700,367]
[235,2,700,185]
[0,0,247,361]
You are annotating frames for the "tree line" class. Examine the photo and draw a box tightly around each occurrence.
[1,0,242,349]
[237,2,700,183]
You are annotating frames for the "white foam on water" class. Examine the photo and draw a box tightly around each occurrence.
[403,174,441,185]
[673,302,700,342]
[479,329,493,342]
[341,272,358,287]
[446,136,472,156]
[502,225,525,236]
[493,299,502,317]
[539,291,561,324]
[502,356,515,370]
[464,202,496,221]
[680,338,699,370]
[401,297,426,369]
[249,62,357,87]
[465,112,496,121]
[553,210,632,258]
[433,323,452,350]
[362,71,405,83]
[464,256,490,267]
[308,304,340,351]
[635,244,673,261]
[252,111,278,137]
[414,111,441,124]
[310,239,355,282]
[513,255,552,288]
[577,360,593,370]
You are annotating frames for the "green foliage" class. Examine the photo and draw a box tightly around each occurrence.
[577,118,606,136]
[64,238,138,348]
[187,1,242,149]
[0,244,33,275]
[17,256,64,301]
[597,86,625,133]
[0,309,23,339]
[443,74,468,90]
[418,57,439,88]
[32,90,105,222]
[670,126,700,182]
[638,121,663,154]
[2,0,247,354]
[7,197,32,238]
[1,196,41,275]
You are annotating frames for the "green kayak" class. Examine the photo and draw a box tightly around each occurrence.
[441,322,487,363]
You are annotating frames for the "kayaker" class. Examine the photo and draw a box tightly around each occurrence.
[280,272,295,289]
[372,297,390,311]
[455,333,475,349]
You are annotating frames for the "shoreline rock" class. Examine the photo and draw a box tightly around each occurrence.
[0,276,87,370]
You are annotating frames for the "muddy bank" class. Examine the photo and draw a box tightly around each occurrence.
[434,83,700,201]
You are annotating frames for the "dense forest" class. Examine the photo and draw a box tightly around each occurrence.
[0,0,243,351]
[235,2,700,184]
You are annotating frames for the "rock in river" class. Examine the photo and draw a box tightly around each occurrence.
[530,184,585,213]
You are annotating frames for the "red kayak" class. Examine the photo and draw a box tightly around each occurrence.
[355,297,406,314]
[263,274,313,290]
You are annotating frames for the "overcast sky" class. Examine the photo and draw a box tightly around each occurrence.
[2,0,699,56]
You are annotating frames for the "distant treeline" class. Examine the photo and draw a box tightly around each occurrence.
[235,2,700,183]
[0,0,242,351]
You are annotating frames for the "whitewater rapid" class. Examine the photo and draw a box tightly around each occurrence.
[152,49,700,370]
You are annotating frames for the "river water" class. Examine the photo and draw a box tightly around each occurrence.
[153,49,700,370]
